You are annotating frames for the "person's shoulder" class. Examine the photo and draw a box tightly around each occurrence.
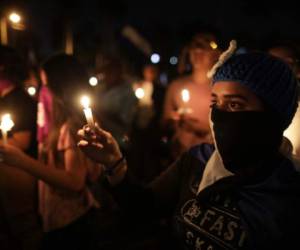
[176,144,214,188]
[187,143,215,164]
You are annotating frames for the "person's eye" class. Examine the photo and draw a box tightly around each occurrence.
[228,101,244,111]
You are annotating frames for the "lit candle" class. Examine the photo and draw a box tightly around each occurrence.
[135,87,145,99]
[181,89,190,103]
[80,96,94,127]
[0,114,14,145]
[27,86,37,96]
[178,89,192,115]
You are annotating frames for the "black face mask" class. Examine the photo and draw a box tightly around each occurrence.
[211,107,283,174]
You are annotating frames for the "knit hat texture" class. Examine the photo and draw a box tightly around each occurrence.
[212,52,299,129]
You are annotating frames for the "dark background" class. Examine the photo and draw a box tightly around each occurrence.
[1,0,300,78]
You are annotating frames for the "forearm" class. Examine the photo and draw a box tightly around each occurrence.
[4,131,32,151]
[18,153,85,192]
[7,137,29,151]
[105,157,184,219]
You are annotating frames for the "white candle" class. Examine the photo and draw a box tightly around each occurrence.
[0,114,14,145]
[80,96,94,127]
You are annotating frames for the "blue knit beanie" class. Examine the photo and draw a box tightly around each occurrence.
[212,52,299,129]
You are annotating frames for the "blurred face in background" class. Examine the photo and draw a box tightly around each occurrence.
[188,35,220,71]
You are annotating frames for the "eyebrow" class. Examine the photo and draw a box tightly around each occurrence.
[211,93,249,102]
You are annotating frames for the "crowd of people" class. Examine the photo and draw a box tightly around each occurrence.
[0,30,300,250]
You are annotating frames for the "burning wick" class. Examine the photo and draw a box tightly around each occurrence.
[0,114,14,145]
[80,96,94,127]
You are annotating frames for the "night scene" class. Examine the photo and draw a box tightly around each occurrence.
[1,0,300,249]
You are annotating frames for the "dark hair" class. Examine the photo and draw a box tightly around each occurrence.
[0,45,28,85]
[267,40,300,68]
[177,32,221,74]
[96,54,123,75]
[42,53,90,103]
[41,53,91,161]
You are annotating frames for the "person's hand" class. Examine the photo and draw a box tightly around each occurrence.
[0,142,27,167]
[77,124,123,167]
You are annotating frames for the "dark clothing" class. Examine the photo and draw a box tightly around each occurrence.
[95,83,137,150]
[128,83,167,183]
[151,83,166,125]
[42,208,97,250]
[107,144,300,249]
[0,87,37,157]
[0,87,41,250]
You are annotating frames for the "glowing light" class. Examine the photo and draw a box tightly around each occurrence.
[150,53,160,64]
[210,41,218,50]
[169,56,178,65]
[80,96,91,109]
[1,114,14,144]
[181,89,190,103]
[1,114,14,132]
[9,13,21,24]
[27,86,36,96]
[80,96,94,127]
[89,77,98,87]
[135,88,145,99]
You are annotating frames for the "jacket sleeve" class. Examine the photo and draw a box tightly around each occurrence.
[105,152,191,219]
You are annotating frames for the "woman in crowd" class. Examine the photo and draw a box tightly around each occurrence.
[1,53,100,250]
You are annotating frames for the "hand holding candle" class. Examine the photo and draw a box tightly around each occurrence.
[0,114,14,145]
[80,96,95,127]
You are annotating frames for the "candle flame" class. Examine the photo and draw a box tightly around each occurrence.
[210,41,218,50]
[135,88,145,99]
[89,77,98,86]
[1,114,14,132]
[181,89,190,103]
[80,96,91,109]
[27,86,37,96]
[9,13,21,24]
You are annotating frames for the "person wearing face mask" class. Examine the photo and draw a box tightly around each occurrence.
[73,42,300,250]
